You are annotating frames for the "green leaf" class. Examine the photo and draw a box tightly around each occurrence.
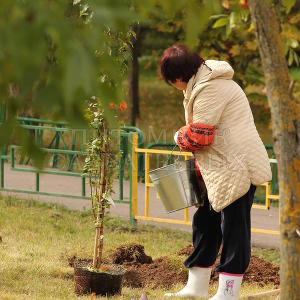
[288,49,294,66]
[64,41,96,102]
[0,120,15,146]
[229,12,237,30]
[212,17,228,28]
[226,23,231,36]
[282,0,296,14]
[289,39,299,49]
[294,51,299,66]
[184,0,221,48]
[209,14,228,20]
[290,67,300,81]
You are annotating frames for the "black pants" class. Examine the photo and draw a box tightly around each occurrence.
[184,184,256,274]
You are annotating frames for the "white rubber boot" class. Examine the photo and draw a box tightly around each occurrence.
[209,273,243,300]
[164,267,212,298]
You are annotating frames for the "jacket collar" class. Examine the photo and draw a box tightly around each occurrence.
[183,74,196,101]
[183,63,212,106]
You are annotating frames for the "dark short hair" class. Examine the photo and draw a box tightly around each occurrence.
[160,45,204,85]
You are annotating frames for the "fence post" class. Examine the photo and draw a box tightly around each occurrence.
[130,133,138,227]
[119,133,127,201]
[81,176,86,197]
[68,130,76,171]
[11,148,15,168]
[184,155,189,222]
[266,181,271,209]
[36,173,40,192]
[52,131,61,168]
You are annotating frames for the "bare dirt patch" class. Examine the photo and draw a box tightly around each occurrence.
[68,243,279,289]
[122,257,187,288]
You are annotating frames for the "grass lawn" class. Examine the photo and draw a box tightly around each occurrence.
[0,196,279,299]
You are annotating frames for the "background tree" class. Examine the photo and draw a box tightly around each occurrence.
[128,23,141,126]
[248,0,300,298]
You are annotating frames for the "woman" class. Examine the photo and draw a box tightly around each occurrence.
[160,45,272,299]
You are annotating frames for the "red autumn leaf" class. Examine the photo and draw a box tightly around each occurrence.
[240,0,248,9]
[119,101,127,112]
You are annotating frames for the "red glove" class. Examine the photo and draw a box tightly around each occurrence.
[177,122,215,151]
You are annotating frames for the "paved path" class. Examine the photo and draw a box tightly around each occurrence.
[0,163,279,248]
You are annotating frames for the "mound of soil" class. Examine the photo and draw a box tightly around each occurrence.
[242,256,280,287]
[111,243,153,264]
[177,244,193,256]
[123,257,187,289]
[178,244,280,287]
[68,243,279,290]
[111,243,185,288]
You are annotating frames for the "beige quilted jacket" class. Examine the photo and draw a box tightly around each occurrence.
[183,60,272,212]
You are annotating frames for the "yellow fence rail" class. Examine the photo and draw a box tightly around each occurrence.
[130,133,280,235]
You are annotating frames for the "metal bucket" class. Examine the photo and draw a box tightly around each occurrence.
[149,161,196,213]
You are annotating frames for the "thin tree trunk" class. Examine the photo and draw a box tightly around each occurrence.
[92,126,108,269]
[97,149,107,268]
[97,205,105,268]
[92,222,100,268]
[128,24,141,126]
[92,160,106,269]
[248,1,300,299]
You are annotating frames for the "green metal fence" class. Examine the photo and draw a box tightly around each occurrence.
[1,141,133,205]
[0,116,138,206]
[17,117,84,171]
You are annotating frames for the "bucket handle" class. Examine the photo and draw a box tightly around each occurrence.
[168,144,192,205]
[164,144,181,166]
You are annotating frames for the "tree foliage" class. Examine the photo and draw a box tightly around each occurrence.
[0,0,138,166]
[0,0,224,166]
